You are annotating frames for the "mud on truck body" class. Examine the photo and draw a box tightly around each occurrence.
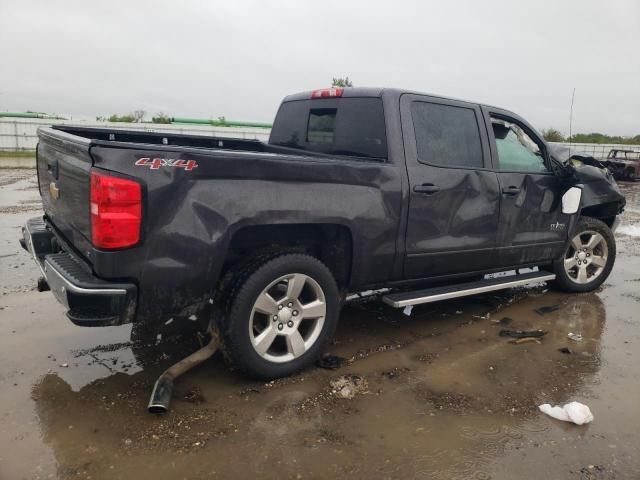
[21,87,625,380]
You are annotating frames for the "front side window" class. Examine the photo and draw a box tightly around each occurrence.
[411,102,484,169]
[492,118,549,173]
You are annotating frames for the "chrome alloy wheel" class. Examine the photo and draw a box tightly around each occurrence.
[564,230,609,284]
[249,273,326,363]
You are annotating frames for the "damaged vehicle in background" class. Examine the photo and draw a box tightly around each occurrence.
[21,87,625,389]
[601,149,640,181]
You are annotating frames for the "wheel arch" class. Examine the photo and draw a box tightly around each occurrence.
[579,202,621,229]
[222,223,354,290]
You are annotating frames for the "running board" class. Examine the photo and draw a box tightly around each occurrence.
[382,271,556,308]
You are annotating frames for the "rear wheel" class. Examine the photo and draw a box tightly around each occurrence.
[218,254,340,379]
[552,217,616,292]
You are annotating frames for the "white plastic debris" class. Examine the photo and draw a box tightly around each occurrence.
[403,305,413,316]
[568,332,583,342]
[538,401,593,425]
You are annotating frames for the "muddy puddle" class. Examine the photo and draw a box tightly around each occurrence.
[1,173,640,479]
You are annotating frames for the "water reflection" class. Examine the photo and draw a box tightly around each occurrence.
[31,290,608,479]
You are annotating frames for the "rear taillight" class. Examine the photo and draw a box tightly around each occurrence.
[90,171,142,249]
[311,87,343,99]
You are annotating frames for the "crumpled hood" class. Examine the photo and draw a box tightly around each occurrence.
[548,144,625,211]
[548,144,605,168]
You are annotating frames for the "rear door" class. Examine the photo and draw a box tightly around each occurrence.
[481,107,568,267]
[400,94,500,278]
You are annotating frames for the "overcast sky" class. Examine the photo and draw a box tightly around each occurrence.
[1,0,639,135]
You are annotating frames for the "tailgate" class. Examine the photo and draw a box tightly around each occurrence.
[37,127,93,253]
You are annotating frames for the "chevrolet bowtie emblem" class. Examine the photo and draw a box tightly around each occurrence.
[49,182,60,200]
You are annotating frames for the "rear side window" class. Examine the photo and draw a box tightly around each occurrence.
[269,98,387,160]
[411,102,483,169]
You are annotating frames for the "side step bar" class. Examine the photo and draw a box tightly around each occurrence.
[382,271,556,308]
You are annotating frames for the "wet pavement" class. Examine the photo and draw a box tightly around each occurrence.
[1,169,640,480]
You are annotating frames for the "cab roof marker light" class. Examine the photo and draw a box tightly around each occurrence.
[311,87,344,99]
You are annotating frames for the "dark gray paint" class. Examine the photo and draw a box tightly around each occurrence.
[30,88,625,328]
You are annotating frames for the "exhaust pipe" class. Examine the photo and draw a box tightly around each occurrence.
[148,329,219,414]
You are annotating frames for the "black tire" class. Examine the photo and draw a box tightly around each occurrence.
[625,168,635,181]
[217,253,340,379]
[552,217,616,293]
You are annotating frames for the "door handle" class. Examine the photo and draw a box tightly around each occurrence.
[413,184,441,194]
[502,186,521,195]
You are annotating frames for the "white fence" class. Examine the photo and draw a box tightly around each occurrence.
[549,142,640,158]
[0,118,271,151]
[2,118,638,160]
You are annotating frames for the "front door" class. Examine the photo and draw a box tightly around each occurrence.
[400,94,501,279]
[482,107,570,267]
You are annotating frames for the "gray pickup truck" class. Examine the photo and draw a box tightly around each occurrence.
[22,87,625,380]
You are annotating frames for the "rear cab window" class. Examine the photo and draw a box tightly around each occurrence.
[269,97,387,160]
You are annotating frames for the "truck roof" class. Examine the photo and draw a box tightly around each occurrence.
[283,87,514,116]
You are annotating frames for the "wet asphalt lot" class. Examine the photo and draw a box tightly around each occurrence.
[1,169,640,480]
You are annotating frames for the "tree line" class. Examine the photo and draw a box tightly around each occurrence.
[541,128,640,145]
[95,111,171,124]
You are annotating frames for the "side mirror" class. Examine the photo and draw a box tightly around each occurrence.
[562,186,582,214]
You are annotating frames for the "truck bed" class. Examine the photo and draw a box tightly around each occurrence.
[51,125,334,159]
[34,124,402,327]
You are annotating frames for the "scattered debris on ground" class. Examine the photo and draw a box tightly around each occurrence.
[491,316,512,325]
[183,386,205,404]
[559,347,574,354]
[349,342,404,362]
[499,329,547,339]
[316,354,347,370]
[568,332,584,342]
[509,337,541,345]
[330,375,369,399]
[414,352,438,363]
[381,367,409,379]
[538,401,594,425]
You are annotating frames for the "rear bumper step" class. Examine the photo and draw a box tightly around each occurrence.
[21,216,137,326]
[382,271,556,308]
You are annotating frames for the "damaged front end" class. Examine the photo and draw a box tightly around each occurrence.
[549,145,626,230]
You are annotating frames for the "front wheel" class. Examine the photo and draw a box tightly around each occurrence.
[218,254,340,379]
[552,217,616,292]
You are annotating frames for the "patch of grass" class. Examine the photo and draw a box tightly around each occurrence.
[0,150,36,157]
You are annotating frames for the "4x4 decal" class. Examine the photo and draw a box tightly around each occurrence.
[135,158,198,171]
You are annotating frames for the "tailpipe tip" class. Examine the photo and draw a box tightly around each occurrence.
[147,376,174,414]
